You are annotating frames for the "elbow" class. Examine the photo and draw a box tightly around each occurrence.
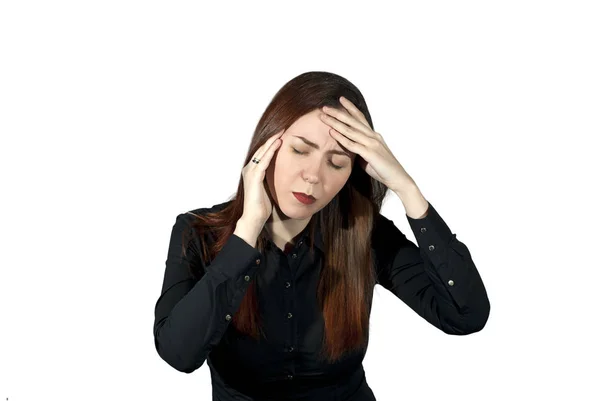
[172,360,205,374]
[176,361,205,374]
[154,322,206,373]
[441,298,490,335]
[154,337,206,373]
[455,314,489,335]
[441,315,488,335]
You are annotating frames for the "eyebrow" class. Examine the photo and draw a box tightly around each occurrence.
[292,135,351,158]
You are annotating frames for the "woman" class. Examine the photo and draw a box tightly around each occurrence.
[153,71,490,400]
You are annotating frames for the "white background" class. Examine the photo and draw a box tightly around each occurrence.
[1,1,599,400]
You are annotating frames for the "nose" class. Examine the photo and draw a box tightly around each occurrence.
[302,165,319,184]
[303,174,318,184]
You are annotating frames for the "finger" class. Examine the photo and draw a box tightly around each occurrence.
[339,96,372,129]
[329,128,366,155]
[322,107,375,139]
[321,112,374,148]
[254,136,281,170]
[253,132,283,163]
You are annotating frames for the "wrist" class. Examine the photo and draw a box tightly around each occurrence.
[234,217,264,248]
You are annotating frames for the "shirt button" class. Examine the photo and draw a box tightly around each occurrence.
[287,374,293,380]
[448,280,454,286]
[287,312,293,319]
[225,314,232,321]
[255,258,261,265]
[420,227,427,233]
[244,275,250,281]
[288,346,295,352]
[291,253,297,259]
[428,245,435,251]
[285,281,291,288]
[298,240,303,246]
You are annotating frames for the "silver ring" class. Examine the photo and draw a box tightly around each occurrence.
[252,158,260,164]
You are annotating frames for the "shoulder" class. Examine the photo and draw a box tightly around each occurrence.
[184,199,234,220]
[187,199,233,216]
[177,199,234,245]
[169,199,233,235]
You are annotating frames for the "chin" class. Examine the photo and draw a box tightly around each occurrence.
[281,198,316,218]
[282,203,313,218]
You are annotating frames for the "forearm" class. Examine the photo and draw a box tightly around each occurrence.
[155,214,264,373]
[393,184,430,219]
[234,217,264,248]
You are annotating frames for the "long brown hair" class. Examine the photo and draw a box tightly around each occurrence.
[182,71,389,363]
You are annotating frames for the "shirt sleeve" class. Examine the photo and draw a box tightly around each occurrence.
[153,212,263,373]
[373,201,490,335]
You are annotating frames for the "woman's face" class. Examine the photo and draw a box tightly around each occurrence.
[266,108,357,219]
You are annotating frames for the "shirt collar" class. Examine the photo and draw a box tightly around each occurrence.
[297,216,325,253]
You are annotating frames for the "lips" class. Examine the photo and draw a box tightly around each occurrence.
[293,192,316,204]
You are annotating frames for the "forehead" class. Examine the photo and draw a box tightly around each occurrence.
[284,109,356,157]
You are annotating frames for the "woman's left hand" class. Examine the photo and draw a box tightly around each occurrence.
[320,96,415,192]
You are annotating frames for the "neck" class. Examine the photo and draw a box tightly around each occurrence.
[265,206,311,249]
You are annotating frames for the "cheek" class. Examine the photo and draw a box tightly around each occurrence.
[333,174,349,189]
[272,155,293,185]
[274,152,296,172]
[334,169,352,189]
[319,171,348,194]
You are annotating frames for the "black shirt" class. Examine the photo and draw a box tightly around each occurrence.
[153,199,490,400]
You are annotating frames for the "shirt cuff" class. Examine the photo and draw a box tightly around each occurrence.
[405,201,455,268]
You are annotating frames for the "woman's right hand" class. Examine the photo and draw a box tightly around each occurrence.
[240,131,284,226]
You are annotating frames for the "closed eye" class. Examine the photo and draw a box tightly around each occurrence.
[292,148,344,170]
